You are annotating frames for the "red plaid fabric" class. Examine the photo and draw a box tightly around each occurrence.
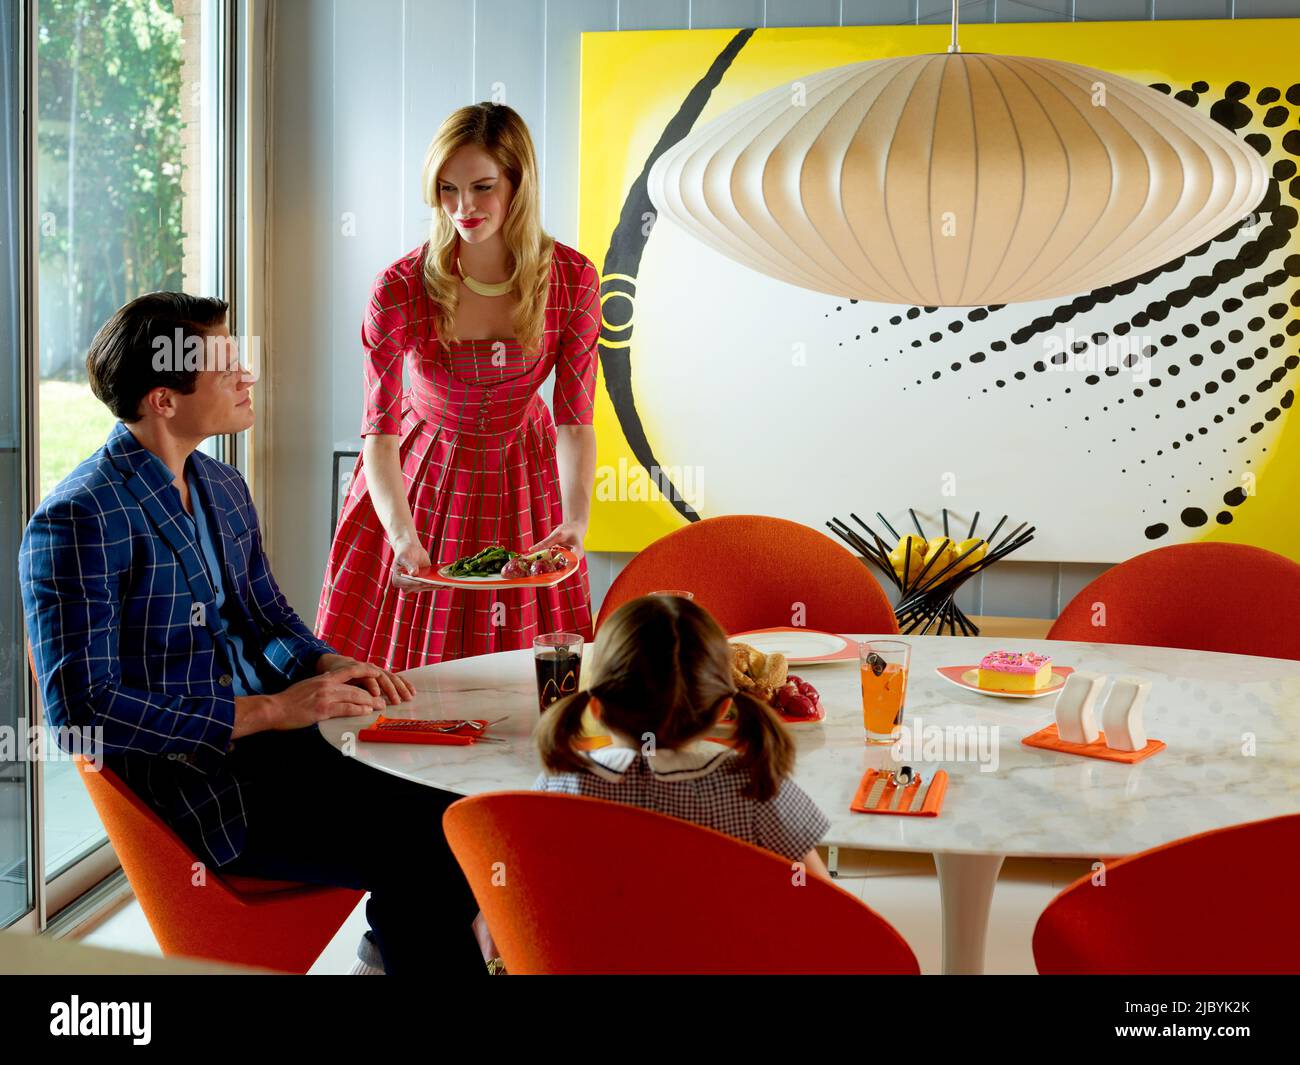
[316,240,598,670]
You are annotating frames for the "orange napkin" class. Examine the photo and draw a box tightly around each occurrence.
[850,768,948,817]
[1021,723,1165,763]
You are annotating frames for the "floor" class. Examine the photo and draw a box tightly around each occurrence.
[77,849,1094,974]
[826,850,1094,974]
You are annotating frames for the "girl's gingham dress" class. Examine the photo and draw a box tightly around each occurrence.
[535,745,831,863]
[316,240,598,670]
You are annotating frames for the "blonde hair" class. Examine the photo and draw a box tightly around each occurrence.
[420,102,553,351]
[536,596,795,801]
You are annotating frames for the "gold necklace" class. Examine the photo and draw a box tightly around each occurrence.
[457,257,512,298]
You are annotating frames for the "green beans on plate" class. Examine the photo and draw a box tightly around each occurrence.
[446,545,519,577]
[445,544,572,578]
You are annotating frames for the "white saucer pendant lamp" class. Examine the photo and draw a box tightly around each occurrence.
[647,6,1268,307]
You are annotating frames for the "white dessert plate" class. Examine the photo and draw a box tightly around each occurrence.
[935,664,1074,699]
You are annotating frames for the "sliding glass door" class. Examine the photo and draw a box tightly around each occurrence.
[0,0,236,931]
[36,0,232,902]
[1,0,34,933]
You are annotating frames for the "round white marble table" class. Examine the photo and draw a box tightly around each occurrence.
[318,633,1300,974]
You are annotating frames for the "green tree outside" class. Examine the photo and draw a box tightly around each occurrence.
[37,0,186,496]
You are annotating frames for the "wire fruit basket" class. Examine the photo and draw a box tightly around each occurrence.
[827,508,1035,636]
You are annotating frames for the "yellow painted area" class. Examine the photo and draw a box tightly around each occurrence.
[578,21,1300,558]
[1200,431,1297,559]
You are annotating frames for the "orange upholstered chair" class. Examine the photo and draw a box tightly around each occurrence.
[73,757,362,973]
[1047,542,1300,661]
[443,792,919,975]
[595,514,898,635]
[1033,814,1300,974]
[27,639,360,972]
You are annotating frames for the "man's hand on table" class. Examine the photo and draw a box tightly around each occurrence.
[231,659,414,738]
[315,652,415,705]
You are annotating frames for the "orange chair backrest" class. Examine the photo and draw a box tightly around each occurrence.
[72,757,237,902]
[1048,542,1300,660]
[1034,813,1300,974]
[443,791,919,974]
[595,514,898,635]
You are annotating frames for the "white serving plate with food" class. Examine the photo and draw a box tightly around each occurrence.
[407,547,581,590]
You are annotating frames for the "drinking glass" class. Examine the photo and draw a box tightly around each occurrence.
[533,632,584,713]
[859,640,911,745]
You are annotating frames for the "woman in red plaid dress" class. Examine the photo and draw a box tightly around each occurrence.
[316,103,597,669]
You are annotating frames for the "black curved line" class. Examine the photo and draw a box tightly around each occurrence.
[598,27,756,523]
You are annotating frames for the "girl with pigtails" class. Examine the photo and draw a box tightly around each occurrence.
[535,594,832,878]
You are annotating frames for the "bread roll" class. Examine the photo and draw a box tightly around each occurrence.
[759,652,788,690]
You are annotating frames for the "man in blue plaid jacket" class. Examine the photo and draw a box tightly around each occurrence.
[20,292,483,975]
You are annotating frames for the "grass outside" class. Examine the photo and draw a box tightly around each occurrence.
[39,379,118,501]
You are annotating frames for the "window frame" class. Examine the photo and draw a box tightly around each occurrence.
[10,0,40,937]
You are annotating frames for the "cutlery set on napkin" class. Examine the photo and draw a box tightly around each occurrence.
[850,766,950,817]
[356,716,507,746]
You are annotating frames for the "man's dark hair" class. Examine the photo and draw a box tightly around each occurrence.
[85,291,229,421]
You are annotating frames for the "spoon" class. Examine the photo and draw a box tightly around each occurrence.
[888,766,923,810]
[888,765,915,789]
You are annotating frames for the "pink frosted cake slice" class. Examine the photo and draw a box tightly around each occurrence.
[977,650,1053,692]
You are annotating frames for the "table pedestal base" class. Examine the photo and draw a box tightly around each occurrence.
[934,851,1005,975]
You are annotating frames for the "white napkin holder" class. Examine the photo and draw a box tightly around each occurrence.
[1101,676,1151,752]
[1054,670,1105,744]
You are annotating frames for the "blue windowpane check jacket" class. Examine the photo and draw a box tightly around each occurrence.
[19,422,337,866]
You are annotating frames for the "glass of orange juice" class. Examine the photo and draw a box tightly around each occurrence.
[860,640,910,745]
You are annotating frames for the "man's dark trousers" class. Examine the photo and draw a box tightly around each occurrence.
[218,726,485,975]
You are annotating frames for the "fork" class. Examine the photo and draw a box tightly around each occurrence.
[408,718,507,740]
[427,716,507,733]
[460,716,509,731]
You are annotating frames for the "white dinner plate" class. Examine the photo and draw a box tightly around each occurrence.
[729,628,852,665]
